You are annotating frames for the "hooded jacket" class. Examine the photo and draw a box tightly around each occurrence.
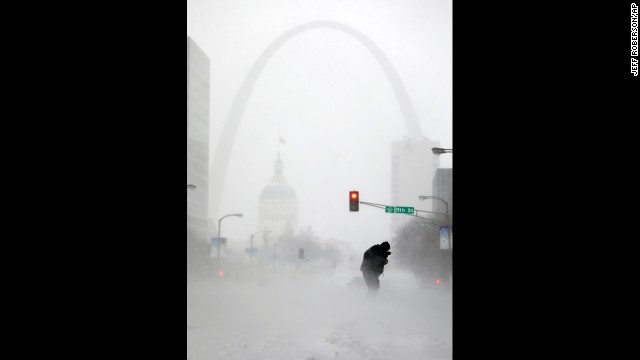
[360,242,391,274]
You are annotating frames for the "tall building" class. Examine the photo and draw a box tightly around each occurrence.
[258,154,299,242]
[432,168,453,222]
[433,168,453,250]
[187,37,210,241]
[391,138,440,232]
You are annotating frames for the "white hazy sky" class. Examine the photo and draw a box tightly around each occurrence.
[187,0,452,251]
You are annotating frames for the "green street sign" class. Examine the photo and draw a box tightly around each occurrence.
[395,206,415,214]
[385,206,414,214]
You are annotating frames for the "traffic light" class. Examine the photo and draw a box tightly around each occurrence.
[349,191,359,212]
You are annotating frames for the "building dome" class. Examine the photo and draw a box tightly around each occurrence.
[258,154,298,238]
[259,182,297,202]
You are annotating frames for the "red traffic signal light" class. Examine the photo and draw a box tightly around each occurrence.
[349,191,359,212]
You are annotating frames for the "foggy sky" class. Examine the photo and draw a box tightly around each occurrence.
[187,0,452,250]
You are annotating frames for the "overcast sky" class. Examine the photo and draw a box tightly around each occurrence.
[187,0,452,251]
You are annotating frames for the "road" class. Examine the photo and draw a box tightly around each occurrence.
[187,265,452,360]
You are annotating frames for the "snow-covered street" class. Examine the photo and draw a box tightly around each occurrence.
[188,2,453,357]
[187,266,452,360]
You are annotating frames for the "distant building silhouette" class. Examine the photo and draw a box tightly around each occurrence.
[187,37,210,241]
[258,153,298,242]
[391,138,440,232]
[432,168,453,223]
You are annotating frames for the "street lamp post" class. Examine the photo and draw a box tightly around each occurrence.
[432,147,453,155]
[418,195,451,252]
[217,213,243,261]
[249,230,271,261]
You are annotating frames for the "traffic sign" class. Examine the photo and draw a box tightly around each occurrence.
[395,207,414,214]
[439,225,453,250]
[385,206,414,214]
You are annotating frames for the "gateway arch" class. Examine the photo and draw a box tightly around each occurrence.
[210,21,425,220]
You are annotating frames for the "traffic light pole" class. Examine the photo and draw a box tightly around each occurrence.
[359,201,445,224]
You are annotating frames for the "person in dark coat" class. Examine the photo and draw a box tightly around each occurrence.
[360,241,391,295]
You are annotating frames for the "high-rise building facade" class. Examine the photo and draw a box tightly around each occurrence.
[187,37,210,241]
[391,138,440,232]
[432,168,453,222]
[432,167,453,250]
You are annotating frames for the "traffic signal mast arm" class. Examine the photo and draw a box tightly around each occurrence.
[358,200,388,210]
[359,200,444,225]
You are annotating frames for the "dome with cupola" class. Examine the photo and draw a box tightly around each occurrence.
[258,154,298,238]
